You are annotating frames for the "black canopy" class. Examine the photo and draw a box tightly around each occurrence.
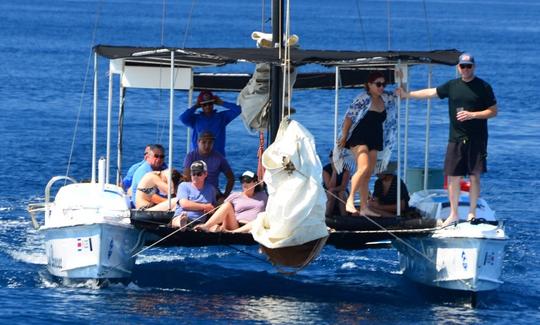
[94,45,461,68]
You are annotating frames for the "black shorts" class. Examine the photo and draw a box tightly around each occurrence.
[444,138,487,176]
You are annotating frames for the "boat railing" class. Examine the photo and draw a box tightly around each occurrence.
[27,176,78,229]
[45,176,78,204]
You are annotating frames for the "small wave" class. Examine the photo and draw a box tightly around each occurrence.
[10,250,47,265]
[341,262,357,269]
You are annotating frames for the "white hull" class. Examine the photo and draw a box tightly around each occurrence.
[34,180,143,280]
[43,222,143,279]
[394,190,507,292]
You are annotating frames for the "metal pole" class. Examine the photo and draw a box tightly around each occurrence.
[396,62,401,216]
[423,65,432,190]
[91,52,98,183]
[106,63,113,184]
[116,66,125,186]
[403,66,410,181]
[269,0,283,142]
[334,67,340,146]
[168,51,175,208]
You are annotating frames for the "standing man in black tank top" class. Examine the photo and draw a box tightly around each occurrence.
[396,53,498,226]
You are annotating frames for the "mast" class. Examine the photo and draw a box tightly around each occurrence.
[269,0,284,142]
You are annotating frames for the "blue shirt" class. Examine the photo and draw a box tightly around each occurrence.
[175,182,217,221]
[179,101,241,156]
[122,159,145,190]
[183,150,232,191]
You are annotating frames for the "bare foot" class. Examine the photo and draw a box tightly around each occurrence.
[193,224,209,232]
[170,214,187,229]
[441,215,459,227]
[467,213,476,221]
[360,207,381,217]
[346,200,358,214]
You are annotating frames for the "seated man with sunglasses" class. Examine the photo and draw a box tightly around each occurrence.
[128,144,168,206]
[171,160,217,228]
[183,131,235,203]
[395,53,498,226]
[179,90,241,156]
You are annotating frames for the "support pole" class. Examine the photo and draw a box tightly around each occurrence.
[168,51,175,208]
[106,63,113,184]
[423,65,433,190]
[91,53,98,183]
[269,0,283,142]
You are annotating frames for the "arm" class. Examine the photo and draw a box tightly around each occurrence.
[179,198,214,213]
[220,100,242,123]
[179,105,198,126]
[335,169,350,192]
[338,116,353,147]
[223,168,235,198]
[457,104,498,122]
[396,87,438,99]
[322,169,335,191]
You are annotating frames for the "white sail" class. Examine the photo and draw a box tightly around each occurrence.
[251,119,328,248]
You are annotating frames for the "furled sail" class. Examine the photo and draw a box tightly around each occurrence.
[251,119,328,249]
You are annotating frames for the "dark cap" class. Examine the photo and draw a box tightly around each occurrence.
[190,160,207,173]
[458,53,475,65]
[239,170,257,182]
[198,90,215,105]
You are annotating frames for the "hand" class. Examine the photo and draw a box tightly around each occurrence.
[213,96,224,105]
[394,87,407,98]
[337,136,347,148]
[456,110,474,122]
[202,203,214,213]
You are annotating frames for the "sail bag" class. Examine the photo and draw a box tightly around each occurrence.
[251,120,329,249]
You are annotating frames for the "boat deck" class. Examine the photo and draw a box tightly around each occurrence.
[132,211,437,250]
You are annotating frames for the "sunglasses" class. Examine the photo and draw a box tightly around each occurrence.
[459,64,473,69]
[191,172,204,177]
[153,154,165,159]
[241,178,255,183]
[373,81,386,88]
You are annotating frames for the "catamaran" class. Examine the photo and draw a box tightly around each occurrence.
[28,0,506,296]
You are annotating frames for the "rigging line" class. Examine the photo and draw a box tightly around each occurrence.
[261,0,265,32]
[65,0,104,183]
[421,0,433,49]
[161,0,166,46]
[181,0,198,48]
[386,0,391,50]
[354,0,368,50]
[321,183,473,290]
[132,168,288,258]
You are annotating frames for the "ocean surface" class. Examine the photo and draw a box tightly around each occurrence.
[1,0,539,323]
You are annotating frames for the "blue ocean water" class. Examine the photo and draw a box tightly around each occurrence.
[1,0,539,323]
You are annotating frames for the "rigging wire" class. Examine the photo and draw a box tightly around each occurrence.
[65,0,104,182]
[354,0,368,50]
[182,0,198,48]
[421,0,433,49]
[386,0,392,50]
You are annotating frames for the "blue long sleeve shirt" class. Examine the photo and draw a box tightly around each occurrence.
[179,101,241,156]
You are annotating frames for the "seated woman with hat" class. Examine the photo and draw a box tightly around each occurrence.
[368,162,410,217]
[194,170,268,233]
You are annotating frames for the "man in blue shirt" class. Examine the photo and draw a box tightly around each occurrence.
[122,144,150,191]
[180,90,241,156]
[128,144,167,205]
[172,160,217,227]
